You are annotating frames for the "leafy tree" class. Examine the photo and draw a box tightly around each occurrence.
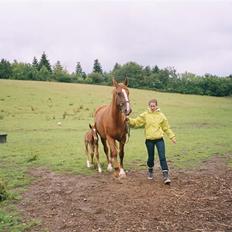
[157,69,170,89]
[53,61,63,80]
[11,62,33,80]
[52,61,70,81]
[111,62,143,88]
[93,59,103,74]
[37,66,51,81]
[38,52,52,72]
[11,61,42,81]
[143,73,161,89]
[30,66,40,81]
[88,72,104,83]
[53,61,63,73]
[0,59,12,79]
[82,72,87,80]
[165,66,177,79]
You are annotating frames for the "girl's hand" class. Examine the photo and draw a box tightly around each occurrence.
[171,137,176,144]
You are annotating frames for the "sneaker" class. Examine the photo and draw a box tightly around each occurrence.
[147,168,154,180]
[163,170,171,184]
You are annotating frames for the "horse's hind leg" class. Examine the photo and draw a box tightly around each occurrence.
[89,144,94,167]
[85,141,91,168]
[101,138,113,172]
[86,143,94,168]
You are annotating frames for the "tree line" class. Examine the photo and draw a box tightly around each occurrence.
[0,52,231,97]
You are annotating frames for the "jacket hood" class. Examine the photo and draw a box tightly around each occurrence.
[147,107,160,113]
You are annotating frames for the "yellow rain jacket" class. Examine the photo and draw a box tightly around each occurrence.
[129,108,175,140]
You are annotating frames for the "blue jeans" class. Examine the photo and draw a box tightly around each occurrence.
[145,138,168,171]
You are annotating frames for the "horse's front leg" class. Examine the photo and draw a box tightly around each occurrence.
[119,140,126,178]
[100,137,113,172]
[107,136,120,177]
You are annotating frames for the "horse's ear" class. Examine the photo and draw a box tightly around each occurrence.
[112,78,118,87]
[89,124,92,129]
[124,77,128,86]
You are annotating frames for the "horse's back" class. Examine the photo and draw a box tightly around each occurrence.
[94,104,109,121]
[94,104,109,139]
[95,104,108,115]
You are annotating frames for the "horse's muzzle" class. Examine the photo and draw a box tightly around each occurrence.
[125,108,132,116]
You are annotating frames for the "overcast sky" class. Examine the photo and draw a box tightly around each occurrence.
[1,0,232,76]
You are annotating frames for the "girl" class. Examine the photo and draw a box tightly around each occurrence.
[128,98,176,184]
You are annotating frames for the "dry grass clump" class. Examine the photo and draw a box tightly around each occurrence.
[0,178,8,201]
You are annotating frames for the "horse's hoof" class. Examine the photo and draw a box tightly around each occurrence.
[119,168,126,178]
[107,164,113,172]
[113,172,119,178]
[119,173,127,178]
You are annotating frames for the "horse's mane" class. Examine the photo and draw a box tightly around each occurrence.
[94,104,108,116]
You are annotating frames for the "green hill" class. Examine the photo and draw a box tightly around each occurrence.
[0,79,232,231]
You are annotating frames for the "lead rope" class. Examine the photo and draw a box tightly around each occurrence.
[125,116,130,144]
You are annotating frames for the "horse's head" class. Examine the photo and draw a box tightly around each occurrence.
[112,78,132,116]
[89,123,98,143]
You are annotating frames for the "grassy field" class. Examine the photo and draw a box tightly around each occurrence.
[0,79,232,231]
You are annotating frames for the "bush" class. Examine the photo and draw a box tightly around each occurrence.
[88,72,105,83]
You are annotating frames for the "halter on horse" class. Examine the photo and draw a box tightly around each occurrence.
[94,78,132,177]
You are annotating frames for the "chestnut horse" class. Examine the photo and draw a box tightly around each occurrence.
[94,78,132,177]
[84,124,102,173]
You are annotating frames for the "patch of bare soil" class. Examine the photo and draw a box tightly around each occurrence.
[18,155,232,232]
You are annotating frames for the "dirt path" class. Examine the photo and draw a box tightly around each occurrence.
[18,156,232,232]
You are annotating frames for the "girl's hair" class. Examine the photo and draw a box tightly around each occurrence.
[148,98,158,106]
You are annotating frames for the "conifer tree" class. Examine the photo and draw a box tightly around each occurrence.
[75,62,83,75]
[93,59,103,74]
[113,62,120,71]
[144,66,151,76]
[152,65,159,73]
[32,57,39,70]
[38,52,52,72]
